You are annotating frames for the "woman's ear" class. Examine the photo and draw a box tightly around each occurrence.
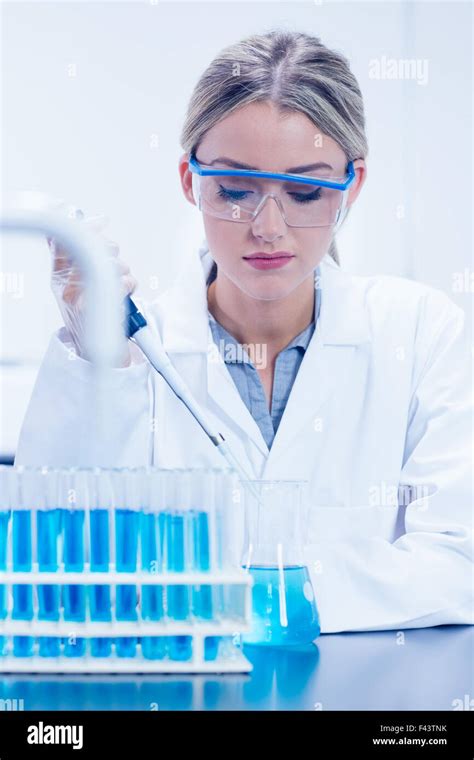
[178,153,197,206]
[347,158,367,207]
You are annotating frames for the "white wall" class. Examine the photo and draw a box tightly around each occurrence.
[1,0,472,456]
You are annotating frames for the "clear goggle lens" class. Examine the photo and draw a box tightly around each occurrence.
[193,173,348,228]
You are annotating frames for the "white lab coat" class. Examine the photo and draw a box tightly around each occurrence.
[15,241,473,633]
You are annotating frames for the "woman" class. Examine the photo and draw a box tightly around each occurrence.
[16,30,472,633]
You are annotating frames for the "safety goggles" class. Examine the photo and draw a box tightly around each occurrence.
[189,151,355,229]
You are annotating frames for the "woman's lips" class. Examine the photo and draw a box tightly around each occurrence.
[243,252,295,270]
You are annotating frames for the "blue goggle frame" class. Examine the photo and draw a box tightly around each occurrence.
[189,151,356,191]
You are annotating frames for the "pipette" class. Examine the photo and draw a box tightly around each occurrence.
[49,206,259,497]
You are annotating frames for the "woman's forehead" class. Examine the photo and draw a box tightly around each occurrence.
[197,103,345,172]
[196,144,345,176]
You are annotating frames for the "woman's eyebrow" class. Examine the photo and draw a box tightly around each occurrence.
[207,156,334,172]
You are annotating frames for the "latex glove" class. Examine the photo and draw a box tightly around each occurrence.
[47,212,137,366]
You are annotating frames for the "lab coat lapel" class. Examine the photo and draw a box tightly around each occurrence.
[159,239,270,457]
[206,346,270,456]
[263,256,372,466]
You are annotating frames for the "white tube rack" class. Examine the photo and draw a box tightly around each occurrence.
[0,567,253,673]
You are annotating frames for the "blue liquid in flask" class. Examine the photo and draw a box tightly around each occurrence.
[243,565,320,646]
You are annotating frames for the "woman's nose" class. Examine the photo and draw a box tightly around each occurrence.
[250,194,287,240]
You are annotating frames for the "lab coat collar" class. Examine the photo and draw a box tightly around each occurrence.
[160,238,371,351]
[158,239,372,462]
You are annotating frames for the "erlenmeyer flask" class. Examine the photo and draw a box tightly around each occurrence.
[241,480,320,646]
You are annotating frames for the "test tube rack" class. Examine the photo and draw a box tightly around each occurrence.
[0,466,253,674]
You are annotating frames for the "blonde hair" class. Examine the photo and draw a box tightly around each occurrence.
[180,28,368,269]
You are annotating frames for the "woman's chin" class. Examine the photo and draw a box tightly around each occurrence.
[236,280,302,302]
[231,269,311,302]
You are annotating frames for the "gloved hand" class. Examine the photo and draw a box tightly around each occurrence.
[46,212,138,366]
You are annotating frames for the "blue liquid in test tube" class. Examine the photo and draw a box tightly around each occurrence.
[166,510,192,661]
[12,509,34,657]
[115,508,139,657]
[191,509,218,661]
[37,509,60,657]
[89,509,112,657]
[0,509,10,656]
[140,511,166,660]
[63,509,86,656]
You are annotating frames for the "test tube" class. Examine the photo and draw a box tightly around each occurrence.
[113,468,140,658]
[88,468,113,657]
[37,468,61,657]
[164,470,192,661]
[61,469,87,657]
[189,469,218,661]
[223,470,249,656]
[11,467,34,657]
[0,467,11,656]
[140,468,166,660]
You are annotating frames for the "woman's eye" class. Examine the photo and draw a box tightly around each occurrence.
[217,185,252,200]
[289,187,322,203]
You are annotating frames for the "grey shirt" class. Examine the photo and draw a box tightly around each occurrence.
[208,268,321,449]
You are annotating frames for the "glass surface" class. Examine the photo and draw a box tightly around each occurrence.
[200,173,344,226]
[241,481,320,646]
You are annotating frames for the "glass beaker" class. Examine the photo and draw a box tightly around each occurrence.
[240,480,320,646]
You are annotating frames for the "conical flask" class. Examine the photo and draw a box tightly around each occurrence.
[241,480,320,646]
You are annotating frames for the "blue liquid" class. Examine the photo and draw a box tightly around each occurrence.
[204,637,219,661]
[91,638,110,658]
[63,509,86,656]
[166,511,191,661]
[115,509,139,657]
[212,507,226,654]
[38,637,60,657]
[89,509,112,657]
[13,636,33,657]
[243,565,320,646]
[140,512,166,660]
[191,510,218,661]
[12,510,33,656]
[0,510,10,655]
[141,638,166,659]
[37,510,60,657]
